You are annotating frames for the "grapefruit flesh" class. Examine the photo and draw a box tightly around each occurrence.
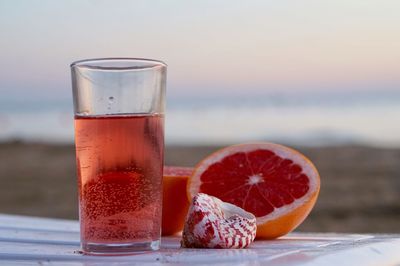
[187,143,320,239]
[162,166,193,235]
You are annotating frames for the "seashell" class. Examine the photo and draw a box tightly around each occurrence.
[181,193,257,249]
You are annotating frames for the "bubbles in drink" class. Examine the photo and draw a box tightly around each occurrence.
[74,114,164,244]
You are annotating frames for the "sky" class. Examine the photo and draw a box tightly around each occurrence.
[1,0,400,102]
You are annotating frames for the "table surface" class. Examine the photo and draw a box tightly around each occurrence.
[0,214,399,265]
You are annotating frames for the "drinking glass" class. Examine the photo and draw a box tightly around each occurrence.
[70,58,166,254]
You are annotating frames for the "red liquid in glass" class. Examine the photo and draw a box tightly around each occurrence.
[74,114,164,245]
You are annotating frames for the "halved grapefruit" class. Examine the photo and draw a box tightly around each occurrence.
[187,143,320,239]
[162,166,193,235]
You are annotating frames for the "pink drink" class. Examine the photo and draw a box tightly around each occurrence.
[74,114,164,249]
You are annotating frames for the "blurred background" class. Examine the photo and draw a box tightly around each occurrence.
[0,0,399,233]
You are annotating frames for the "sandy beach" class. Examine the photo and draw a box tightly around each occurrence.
[0,141,399,234]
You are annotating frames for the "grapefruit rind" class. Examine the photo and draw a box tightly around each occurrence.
[162,166,193,236]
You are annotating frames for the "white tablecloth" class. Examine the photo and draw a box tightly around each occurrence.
[0,214,399,265]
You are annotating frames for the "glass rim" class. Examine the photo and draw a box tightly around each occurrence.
[70,57,167,70]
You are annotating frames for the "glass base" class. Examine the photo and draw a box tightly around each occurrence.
[82,240,160,255]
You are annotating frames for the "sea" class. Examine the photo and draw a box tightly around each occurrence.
[0,90,399,147]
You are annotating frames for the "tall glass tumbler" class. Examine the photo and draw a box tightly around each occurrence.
[71,58,166,254]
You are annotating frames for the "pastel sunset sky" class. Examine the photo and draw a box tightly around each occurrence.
[1,0,399,101]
